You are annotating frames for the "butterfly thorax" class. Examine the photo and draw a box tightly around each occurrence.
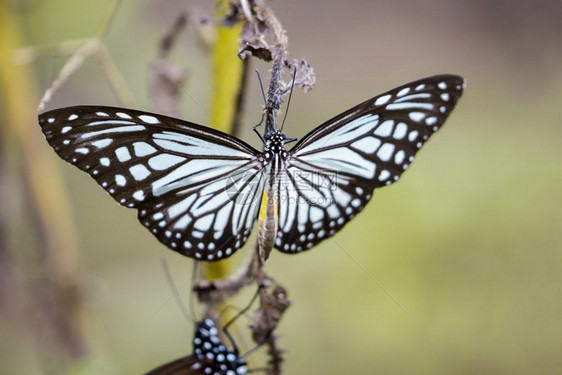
[262,130,288,160]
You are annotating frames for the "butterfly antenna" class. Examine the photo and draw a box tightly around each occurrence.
[280,66,297,132]
[160,258,194,323]
[255,69,267,106]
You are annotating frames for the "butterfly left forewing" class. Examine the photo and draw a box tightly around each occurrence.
[276,75,465,252]
[39,106,266,260]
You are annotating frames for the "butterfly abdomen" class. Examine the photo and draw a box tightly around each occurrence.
[258,182,278,260]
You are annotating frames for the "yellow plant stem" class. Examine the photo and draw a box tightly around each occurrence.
[204,0,245,281]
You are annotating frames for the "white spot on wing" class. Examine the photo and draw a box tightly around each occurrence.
[387,102,434,111]
[75,147,89,154]
[425,116,438,126]
[133,190,145,201]
[100,157,110,167]
[351,136,381,154]
[92,139,112,148]
[174,214,192,230]
[81,125,145,137]
[376,143,395,162]
[148,154,186,170]
[115,174,126,186]
[395,150,406,164]
[133,142,157,157]
[333,189,352,207]
[47,118,55,123]
[115,146,132,162]
[129,164,151,181]
[441,93,450,101]
[374,94,392,106]
[438,82,447,90]
[116,112,132,119]
[310,206,323,222]
[397,87,410,97]
[213,201,232,234]
[408,131,419,142]
[96,112,109,117]
[393,122,408,140]
[374,120,394,137]
[86,120,135,127]
[409,112,426,122]
[168,196,196,219]
[61,126,72,134]
[395,93,431,102]
[68,114,78,120]
[296,148,376,179]
[378,169,390,181]
[139,115,159,124]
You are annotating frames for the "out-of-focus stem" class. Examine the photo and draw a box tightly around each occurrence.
[203,0,246,281]
[0,2,87,368]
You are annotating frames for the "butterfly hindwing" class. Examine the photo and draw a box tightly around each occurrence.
[39,106,266,261]
[145,356,199,375]
[275,75,465,252]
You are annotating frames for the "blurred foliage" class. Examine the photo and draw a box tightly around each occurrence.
[1,0,562,374]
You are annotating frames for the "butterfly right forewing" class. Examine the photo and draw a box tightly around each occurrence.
[275,75,465,253]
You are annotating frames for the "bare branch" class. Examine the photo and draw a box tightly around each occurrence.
[95,45,136,107]
[37,39,99,112]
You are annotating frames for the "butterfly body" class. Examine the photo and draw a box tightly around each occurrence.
[39,75,465,261]
[257,128,288,259]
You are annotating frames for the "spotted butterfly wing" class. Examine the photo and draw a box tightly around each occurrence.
[145,319,248,375]
[145,356,199,375]
[39,107,266,261]
[275,75,465,252]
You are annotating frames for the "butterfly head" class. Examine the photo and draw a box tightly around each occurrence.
[263,130,288,159]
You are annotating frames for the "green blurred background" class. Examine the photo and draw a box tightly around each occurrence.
[2,0,562,374]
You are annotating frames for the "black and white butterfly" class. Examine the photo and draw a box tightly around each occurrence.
[39,74,464,261]
[145,318,248,375]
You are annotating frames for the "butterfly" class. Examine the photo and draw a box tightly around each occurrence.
[39,74,464,261]
[145,318,248,375]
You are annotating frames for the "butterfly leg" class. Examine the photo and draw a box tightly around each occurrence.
[222,284,264,355]
[252,113,266,143]
[283,137,297,144]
